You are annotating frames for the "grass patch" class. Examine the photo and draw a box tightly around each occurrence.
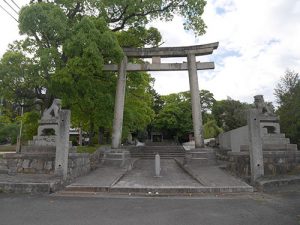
[76,146,98,154]
[0,145,16,152]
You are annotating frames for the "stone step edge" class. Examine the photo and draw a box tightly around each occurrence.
[256,176,300,191]
[63,185,253,193]
[0,180,63,194]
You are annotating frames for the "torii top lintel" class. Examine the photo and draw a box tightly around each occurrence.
[123,42,219,58]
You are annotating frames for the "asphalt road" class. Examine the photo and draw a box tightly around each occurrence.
[0,192,299,225]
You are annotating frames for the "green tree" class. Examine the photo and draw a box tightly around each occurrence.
[153,92,192,140]
[153,90,216,141]
[1,0,208,143]
[212,99,251,132]
[123,72,155,140]
[275,70,300,147]
[203,119,223,139]
[21,111,40,142]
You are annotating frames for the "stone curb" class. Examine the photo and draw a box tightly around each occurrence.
[256,175,300,191]
[61,185,254,194]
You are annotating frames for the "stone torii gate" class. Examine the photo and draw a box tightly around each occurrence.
[104,42,219,150]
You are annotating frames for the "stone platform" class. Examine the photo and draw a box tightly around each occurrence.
[58,159,253,196]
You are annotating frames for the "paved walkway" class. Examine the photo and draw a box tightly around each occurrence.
[114,159,200,188]
[68,165,128,188]
[64,159,253,194]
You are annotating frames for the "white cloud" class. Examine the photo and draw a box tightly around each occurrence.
[0,0,299,105]
[150,0,300,104]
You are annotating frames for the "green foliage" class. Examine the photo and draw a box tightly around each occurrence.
[212,99,250,132]
[123,72,155,139]
[153,90,215,140]
[153,92,192,138]
[19,3,68,44]
[21,111,39,141]
[117,27,162,48]
[94,0,207,35]
[0,51,42,108]
[77,146,98,154]
[275,70,300,147]
[203,119,223,139]
[0,122,19,144]
[1,0,208,145]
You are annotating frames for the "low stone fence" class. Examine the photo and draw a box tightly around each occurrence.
[226,151,300,178]
[2,153,55,174]
[0,152,91,179]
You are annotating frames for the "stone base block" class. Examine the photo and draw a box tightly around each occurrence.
[101,149,131,168]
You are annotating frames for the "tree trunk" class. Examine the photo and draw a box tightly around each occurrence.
[88,120,94,146]
[98,126,104,145]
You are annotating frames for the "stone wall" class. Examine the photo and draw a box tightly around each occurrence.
[217,126,248,152]
[2,153,55,174]
[0,152,91,179]
[225,151,300,178]
[68,153,90,178]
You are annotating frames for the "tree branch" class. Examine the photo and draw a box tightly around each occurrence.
[111,2,175,32]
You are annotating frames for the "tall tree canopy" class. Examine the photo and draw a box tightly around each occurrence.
[153,90,220,141]
[212,99,251,132]
[0,0,208,143]
[275,69,300,147]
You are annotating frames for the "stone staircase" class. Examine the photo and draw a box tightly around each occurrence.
[240,133,298,152]
[129,145,185,159]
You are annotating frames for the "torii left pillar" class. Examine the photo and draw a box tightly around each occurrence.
[187,53,204,148]
[112,56,128,149]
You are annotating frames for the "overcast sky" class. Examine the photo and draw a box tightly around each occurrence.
[1,0,299,104]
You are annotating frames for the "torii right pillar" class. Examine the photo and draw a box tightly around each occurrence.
[187,53,204,148]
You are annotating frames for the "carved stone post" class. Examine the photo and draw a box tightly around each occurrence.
[55,110,71,179]
[187,53,204,148]
[247,109,264,183]
[112,56,128,149]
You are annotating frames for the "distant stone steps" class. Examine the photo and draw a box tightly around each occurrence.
[129,146,185,159]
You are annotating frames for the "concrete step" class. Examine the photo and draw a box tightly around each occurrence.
[185,151,216,159]
[61,185,253,195]
[262,137,290,145]
[263,133,285,138]
[129,146,185,159]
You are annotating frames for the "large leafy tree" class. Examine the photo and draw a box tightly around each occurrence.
[275,69,300,147]
[212,99,251,132]
[123,72,155,139]
[0,0,207,143]
[153,90,219,141]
